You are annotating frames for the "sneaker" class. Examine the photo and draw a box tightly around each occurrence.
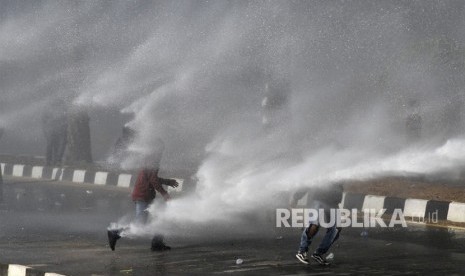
[107,230,121,251]
[151,244,171,251]
[295,251,309,264]
[151,235,171,251]
[311,253,330,266]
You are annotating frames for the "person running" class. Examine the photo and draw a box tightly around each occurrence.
[293,183,343,266]
[108,139,178,251]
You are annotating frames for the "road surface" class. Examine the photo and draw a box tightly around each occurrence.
[1,177,465,275]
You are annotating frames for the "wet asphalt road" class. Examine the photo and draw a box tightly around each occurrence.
[1,177,465,275]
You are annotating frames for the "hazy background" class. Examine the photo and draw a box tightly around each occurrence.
[1,0,465,233]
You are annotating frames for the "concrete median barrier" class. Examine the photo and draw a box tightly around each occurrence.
[0,161,184,192]
[0,263,66,276]
[1,162,136,188]
[342,192,465,227]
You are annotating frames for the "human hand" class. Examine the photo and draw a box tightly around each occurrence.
[169,179,179,188]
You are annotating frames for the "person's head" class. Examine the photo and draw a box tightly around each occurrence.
[143,138,165,169]
[153,138,165,164]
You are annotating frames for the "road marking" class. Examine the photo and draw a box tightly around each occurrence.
[447,202,465,223]
[12,165,24,177]
[403,198,428,218]
[31,166,44,178]
[8,264,28,276]
[6,264,67,276]
[72,170,86,183]
[94,172,108,185]
[362,195,386,212]
[117,174,132,188]
[52,168,62,181]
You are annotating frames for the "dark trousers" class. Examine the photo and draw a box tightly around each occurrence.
[0,168,3,203]
[46,131,67,166]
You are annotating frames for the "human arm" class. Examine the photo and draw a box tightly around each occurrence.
[159,178,179,188]
[148,171,171,201]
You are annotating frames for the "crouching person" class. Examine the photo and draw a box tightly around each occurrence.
[294,183,343,266]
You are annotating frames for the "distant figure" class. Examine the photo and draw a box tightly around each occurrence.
[108,138,179,251]
[405,99,422,143]
[0,126,4,204]
[442,95,463,139]
[65,107,93,165]
[294,183,343,266]
[42,99,68,166]
[261,79,290,129]
[109,126,135,168]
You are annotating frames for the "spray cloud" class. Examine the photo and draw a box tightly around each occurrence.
[1,1,465,235]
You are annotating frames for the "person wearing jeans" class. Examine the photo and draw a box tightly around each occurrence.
[107,138,178,251]
[132,167,178,250]
[134,200,150,224]
[293,184,343,265]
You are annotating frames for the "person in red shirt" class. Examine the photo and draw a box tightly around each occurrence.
[132,168,178,222]
[108,138,178,251]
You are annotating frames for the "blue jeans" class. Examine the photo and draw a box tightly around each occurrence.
[135,200,150,225]
[299,223,340,255]
[135,200,166,247]
[298,201,340,255]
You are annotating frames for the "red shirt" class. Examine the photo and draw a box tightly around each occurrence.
[131,169,168,202]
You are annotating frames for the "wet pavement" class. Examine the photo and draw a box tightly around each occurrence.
[1,177,465,275]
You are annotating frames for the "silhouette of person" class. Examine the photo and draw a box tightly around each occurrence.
[109,126,135,168]
[405,99,422,143]
[0,126,4,204]
[65,106,93,165]
[42,99,68,166]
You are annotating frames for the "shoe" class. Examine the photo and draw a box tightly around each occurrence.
[151,244,171,251]
[151,235,171,251]
[311,253,330,266]
[296,251,309,264]
[107,230,121,251]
